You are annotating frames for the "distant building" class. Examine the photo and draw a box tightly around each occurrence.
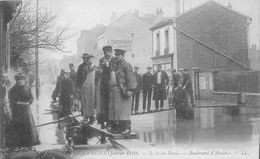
[96,10,167,73]
[77,24,106,56]
[151,1,251,72]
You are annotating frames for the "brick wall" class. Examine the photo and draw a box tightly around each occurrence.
[176,2,249,71]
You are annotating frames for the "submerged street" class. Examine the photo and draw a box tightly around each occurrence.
[30,83,259,158]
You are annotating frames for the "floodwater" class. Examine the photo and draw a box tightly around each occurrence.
[31,84,259,158]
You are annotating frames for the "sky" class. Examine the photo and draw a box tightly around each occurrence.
[40,0,259,58]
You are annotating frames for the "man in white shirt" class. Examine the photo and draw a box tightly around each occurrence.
[153,64,169,110]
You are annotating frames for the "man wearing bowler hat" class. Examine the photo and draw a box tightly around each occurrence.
[109,48,136,135]
[153,64,169,110]
[97,45,113,129]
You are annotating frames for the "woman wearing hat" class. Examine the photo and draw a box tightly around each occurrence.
[6,73,40,148]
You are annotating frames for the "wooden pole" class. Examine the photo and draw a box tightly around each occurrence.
[35,0,39,100]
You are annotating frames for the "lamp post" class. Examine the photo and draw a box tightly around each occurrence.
[35,0,39,100]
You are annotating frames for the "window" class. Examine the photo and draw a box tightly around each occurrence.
[156,33,160,56]
[131,33,134,38]
[164,30,169,54]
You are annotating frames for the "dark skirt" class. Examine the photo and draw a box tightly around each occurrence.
[6,104,40,147]
[153,86,167,100]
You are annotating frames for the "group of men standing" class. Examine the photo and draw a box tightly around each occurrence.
[131,65,195,114]
[54,45,195,135]
[75,46,136,135]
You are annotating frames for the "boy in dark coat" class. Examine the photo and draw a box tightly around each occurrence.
[173,82,187,120]
[60,72,73,117]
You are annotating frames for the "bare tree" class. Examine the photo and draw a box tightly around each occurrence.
[9,0,71,67]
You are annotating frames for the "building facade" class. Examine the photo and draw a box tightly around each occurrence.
[77,24,106,56]
[96,12,157,73]
[151,1,251,72]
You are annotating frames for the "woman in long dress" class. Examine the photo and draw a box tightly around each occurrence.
[6,73,40,148]
[81,55,97,124]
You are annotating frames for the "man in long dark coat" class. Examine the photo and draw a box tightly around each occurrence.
[153,64,169,110]
[182,69,195,107]
[98,45,113,129]
[142,67,153,112]
[76,53,89,115]
[76,53,89,89]
[109,49,136,135]
[132,66,142,113]
[60,72,73,117]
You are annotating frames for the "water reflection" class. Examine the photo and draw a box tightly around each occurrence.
[132,106,257,149]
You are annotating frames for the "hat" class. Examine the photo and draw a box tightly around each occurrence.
[69,63,74,66]
[134,66,139,69]
[184,68,189,71]
[147,67,152,69]
[157,64,162,68]
[102,45,112,52]
[81,53,89,58]
[114,49,126,55]
[15,73,25,81]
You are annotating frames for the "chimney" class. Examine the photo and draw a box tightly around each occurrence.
[227,2,232,9]
[155,8,164,23]
[111,12,117,23]
[175,0,181,16]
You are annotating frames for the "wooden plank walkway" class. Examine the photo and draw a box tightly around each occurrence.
[86,124,153,151]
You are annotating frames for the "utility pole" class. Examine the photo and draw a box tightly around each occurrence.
[35,0,39,100]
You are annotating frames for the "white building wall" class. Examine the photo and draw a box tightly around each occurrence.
[152,24,175,56]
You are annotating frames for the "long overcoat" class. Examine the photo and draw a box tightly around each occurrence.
[109,59,136,121]
[7,84,40,147]
[96,56,112,120]
[81,64,97,117]
[153,71,169,100]
[60,78,73,117]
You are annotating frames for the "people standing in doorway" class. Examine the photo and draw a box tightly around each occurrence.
[109,49,136,135]
[132,66,142,114]
[182,69,195,107]
[142,67,153,112]
[97,45,113,129]
[153,64,169,111]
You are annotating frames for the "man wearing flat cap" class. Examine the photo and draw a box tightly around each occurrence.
[153,64,169,110]
[97,45,113,129]
[142,67,153,112]
[132,66,142,114]
[109,49,136,135]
